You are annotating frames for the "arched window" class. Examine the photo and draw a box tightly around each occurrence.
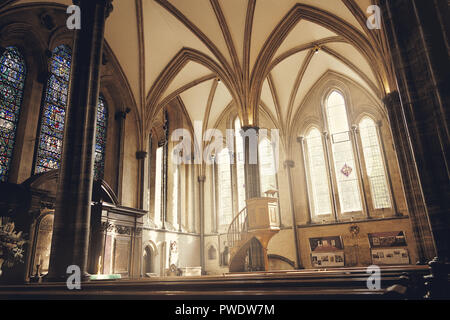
[154,146,164,223]
[208,245,217,260]
[305,128,332,216]
[359,117,391,209]
[259,137,277,196]
[143,246,154,274]
[217,147,232,227]
[325,91,362,213]
[303,90,394,222]
[172,163,179,225]
[215,117,283,230]
[94,95,108,180]
[0,46,26,182]
[34,45,71,174]
[34,45,107,176]
[234,117,246,212]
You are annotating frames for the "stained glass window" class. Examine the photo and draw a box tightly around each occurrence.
[34,45,72,174]
[234,117,246,212]
[0,47,26,182]
[306,128,332,216]
[94,95,108,180]
[35,45,107,178]
[326,91,362,213]
[217,148,232,226]
[359,117,391,209]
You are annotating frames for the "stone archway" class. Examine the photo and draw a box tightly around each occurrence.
[143,246,155,276]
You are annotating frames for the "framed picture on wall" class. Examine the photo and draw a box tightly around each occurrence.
[368,231,407,248]
[371,248,410,265]
[309,236,345,268]
[368,231,410,265]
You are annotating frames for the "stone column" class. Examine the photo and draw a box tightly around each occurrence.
[87,203,105,275]
[161,111,169,229]
[297,137,312,224]
[47,0,113,281]
[382,0,448,261]
[323,132,339,222]
[198,175,206,274]
[136,151,148,210]
[284,160,302,269]
[383,92,436,262]
[375,120,399,216]
[114,109,129,202]
[240,126,261,199]
[351,126,371,219]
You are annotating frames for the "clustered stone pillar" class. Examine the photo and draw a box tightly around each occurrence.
[47,0,113,281]
[381,0,449,262]
[198,175,206,274]
[114,109,129,203]
[136,151,148,210]
[351,125,371,219]
[383,92,436,262]
[297,137,312,225]
[284,160,302,269]
[87,203,105,275]
[240,126,261,200]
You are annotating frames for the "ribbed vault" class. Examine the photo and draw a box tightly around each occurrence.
[3,0,394,152]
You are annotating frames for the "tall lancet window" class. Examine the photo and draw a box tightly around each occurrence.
[234,117,246,212]
[94,95,108,180]
[0,46,26,182]
[326,91,362,213]
[154,146,163,224]
[305,128,332,216]
[34,45,72,174]
[258,137,277,196]
[172,163,179,225]
[34,45,107,177]
[359,117,391,209]
[217,148,233,227]
[216,148,233,226]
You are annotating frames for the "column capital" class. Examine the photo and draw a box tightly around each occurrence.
[73,0,114,18]
[382,91,401,110]
[297,136,305,143]
[136,151,147,160]
[351,124,359,134]
[198,175,206,183]
[239,126,260,138]
[114,108,130,120]
[284,160,295,168]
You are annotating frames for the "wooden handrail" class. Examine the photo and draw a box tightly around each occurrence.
[227,206,248,249]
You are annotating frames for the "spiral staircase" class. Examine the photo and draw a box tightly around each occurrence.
[226,198,280,272]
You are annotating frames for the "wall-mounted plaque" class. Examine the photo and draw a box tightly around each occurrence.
[113,238,131,275]
[309,236,345,268]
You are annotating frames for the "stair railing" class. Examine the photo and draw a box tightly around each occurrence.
[227,207,248,249]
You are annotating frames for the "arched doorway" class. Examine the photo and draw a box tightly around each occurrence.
[245,238,265,272]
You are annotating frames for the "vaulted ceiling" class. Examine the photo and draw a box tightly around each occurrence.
[6,0,394,148]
